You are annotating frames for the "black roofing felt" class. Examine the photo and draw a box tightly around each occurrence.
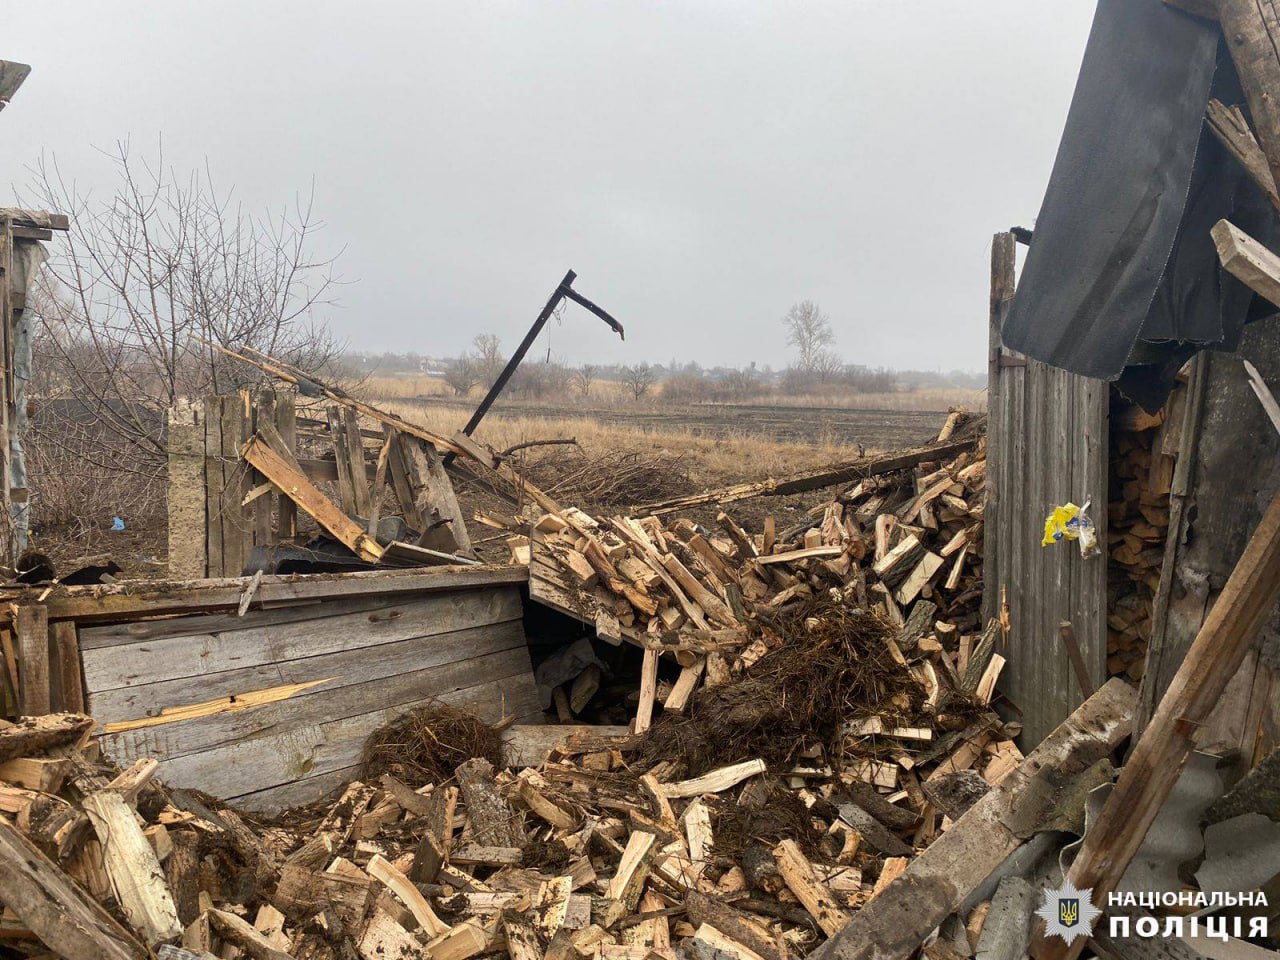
[1000,0,1278,386]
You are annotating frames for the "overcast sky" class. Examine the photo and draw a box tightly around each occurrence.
[5,2,1096,373]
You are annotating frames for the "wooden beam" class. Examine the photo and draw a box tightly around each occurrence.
[51,620,85,713]
[811,679,1136,960]
[1031,485,1280,960]
[636,439,979,516]
[241,434,385,563]
[1218,0,1280,192]
[1213,219,1280,308]
[15,563,527,623]
[0,818,144,960]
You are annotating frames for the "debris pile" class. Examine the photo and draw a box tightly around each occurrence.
[0,630,1026,960]
[507,436,994,740]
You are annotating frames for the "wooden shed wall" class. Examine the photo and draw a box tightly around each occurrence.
[83,584,539,812]
[984,232,1110,746]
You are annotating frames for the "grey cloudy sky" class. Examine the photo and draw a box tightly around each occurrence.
[5,2,1096,373]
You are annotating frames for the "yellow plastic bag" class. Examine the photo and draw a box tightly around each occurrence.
[1041,500,1099,558]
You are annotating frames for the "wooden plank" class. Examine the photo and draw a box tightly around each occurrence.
[15,604,49,715]
[501,724,631,767]
[243,434,384,563]
[252,391,277,548]
[810,679,1135,960]
[31,562,528,622]
[274,391,298,539]
[326,403,360,513]
[0,818,144,960]
[89,615,527,726]
[203,396,226,578]
[166,400,206,579]
[341,405,373,518]
[403,436,473,555]
[81,588,521,692]
[385,429,425,530]
[1207,98,1280,213]
[153,660,539,801]
[50,620,84,713]
[1032,484,1280,960]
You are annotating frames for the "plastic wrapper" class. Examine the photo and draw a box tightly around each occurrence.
[1041,500,1099,558]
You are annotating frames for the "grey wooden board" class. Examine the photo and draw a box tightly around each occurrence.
[100,645,534,764]
[80,589,521,691]
[984,233,1109,747]
[88,617,525,725]
[155,671,540,806]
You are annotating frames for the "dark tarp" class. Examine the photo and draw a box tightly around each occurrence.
[1000,0,1221,380]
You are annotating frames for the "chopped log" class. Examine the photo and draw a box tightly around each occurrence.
[454,758,526,848]
[811,678,1136,960]
[661,759,767,799]
[0,818,145,960]
[773,839,852,936]
[635,648,659,734]
[685,891,782,960]
[207,908,295,960]
[0,756,70,792]
[1032,485,1280,960]
[688,923,768,960]
[81,791,183,945]
[367,853,449,937]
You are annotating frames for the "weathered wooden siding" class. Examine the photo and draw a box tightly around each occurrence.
[83,585,540,812]
[984,232,1109,747]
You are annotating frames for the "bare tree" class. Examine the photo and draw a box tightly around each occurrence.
[443,355,477,395]
[621,362,656,401]
[812,350,844,384]
[472,334,505,387]
[782,300,836,373]
[27,142,343,469]
[571,364,596,397]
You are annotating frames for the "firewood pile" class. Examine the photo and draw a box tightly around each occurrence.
[0,610,1024,960]
[1105,398,1176,684]
[506,433,994,736]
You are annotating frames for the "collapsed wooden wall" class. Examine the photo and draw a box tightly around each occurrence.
[3,565,541,812]
[984,232,1109,746]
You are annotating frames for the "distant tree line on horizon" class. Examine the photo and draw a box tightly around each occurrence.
[341,299,982,403]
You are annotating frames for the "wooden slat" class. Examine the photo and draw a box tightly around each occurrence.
[51,620,85,713]
[88,616,527,725]
[80,588,521,692]
[15,604,49,715]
